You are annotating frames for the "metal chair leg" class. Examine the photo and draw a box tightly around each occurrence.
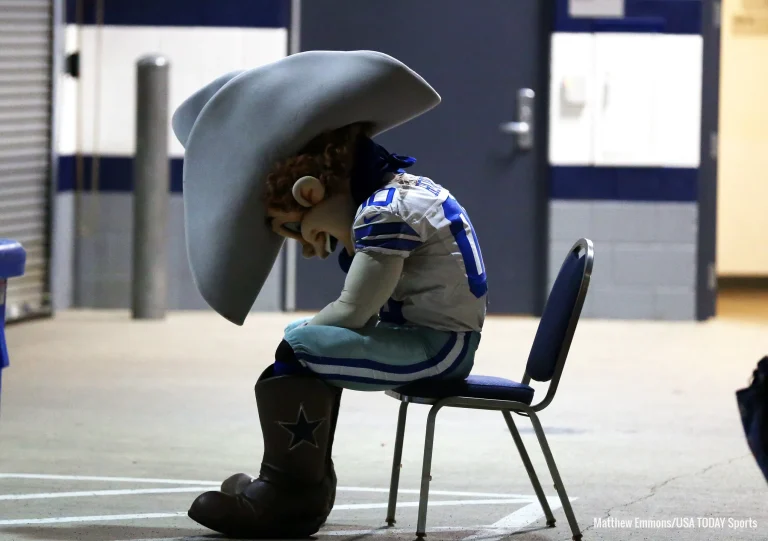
[386,401,409,526]
[528,411,582,541]
[416,403,443,538]
[502,410,556,527]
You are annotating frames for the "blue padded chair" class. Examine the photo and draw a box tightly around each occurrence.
[0,239,26,412]
[384,238,593,540]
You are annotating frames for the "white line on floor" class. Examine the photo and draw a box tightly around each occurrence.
[461,497,572,541]
[112,538,213,541]
[333,499,528,511]
[0,474,218,485]
[113,527,489,541]
[112,538,212,541]
[337,487,533,499]
[0,512,187,526]
[0,473,531,499]
[320,526,484,536]
[0,487,217,501]
[0,498,527,526]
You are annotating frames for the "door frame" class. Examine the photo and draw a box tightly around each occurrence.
[282,0,553,317]
[532,0,555,317]
[696,0,721,320]
[43,0,64,319]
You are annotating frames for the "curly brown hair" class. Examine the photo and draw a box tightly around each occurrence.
[262,122,369,213]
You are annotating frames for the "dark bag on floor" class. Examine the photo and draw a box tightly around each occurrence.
[736,356,768,483]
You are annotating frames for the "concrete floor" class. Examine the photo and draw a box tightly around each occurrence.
[0,309,766,541]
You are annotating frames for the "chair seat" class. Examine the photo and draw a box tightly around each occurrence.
[395,375,535,404]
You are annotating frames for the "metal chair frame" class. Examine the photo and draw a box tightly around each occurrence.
[383,238,594,540]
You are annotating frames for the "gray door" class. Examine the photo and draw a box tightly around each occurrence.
[293,0,550,316]
[0,0,54,321]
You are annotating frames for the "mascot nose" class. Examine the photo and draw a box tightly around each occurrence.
[300,224,327,258]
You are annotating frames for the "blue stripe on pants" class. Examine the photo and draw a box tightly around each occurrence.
[282,319,479,391]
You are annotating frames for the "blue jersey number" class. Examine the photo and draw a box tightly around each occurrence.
[441,197,487,298]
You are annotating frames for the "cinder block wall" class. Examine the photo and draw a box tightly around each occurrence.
[547,0,704,320]
[53,0,290,311]
[549,201,698,319]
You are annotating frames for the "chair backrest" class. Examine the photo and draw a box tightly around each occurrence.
[524,238,593,411]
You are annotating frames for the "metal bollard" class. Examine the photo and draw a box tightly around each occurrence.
[132,55,170,320]
[0,239,26,415]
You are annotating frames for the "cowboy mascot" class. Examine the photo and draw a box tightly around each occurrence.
[173,50,488,538]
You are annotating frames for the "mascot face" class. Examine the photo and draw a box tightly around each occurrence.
[266,175,356,259]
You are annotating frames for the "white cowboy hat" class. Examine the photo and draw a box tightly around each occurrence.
[172,50,440,325]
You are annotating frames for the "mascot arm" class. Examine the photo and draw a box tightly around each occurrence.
[308,251,403,329]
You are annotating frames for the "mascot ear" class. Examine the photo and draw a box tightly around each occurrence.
[292,176,326,208]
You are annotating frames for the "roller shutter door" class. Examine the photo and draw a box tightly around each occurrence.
[0,0,54,321]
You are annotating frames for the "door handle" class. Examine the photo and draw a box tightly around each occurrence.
[499,88,535,150]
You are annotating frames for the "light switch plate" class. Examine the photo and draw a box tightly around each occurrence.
[562,76,588,105]
[569,0,625,18]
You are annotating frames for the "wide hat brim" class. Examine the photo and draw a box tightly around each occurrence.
[173,50,441,325]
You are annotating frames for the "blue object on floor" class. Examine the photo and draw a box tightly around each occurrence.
[737,356,768,483]
[0,239,27,410]
[383,238,594,541]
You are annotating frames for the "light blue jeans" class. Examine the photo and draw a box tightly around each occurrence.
[282,318,480,391]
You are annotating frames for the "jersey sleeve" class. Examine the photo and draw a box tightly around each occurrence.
[352,190,425,258]
[307,251,404,329]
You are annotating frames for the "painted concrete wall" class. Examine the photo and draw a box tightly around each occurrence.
[53,0,290,312]
[548,0,705,320]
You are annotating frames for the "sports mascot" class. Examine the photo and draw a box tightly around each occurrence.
[172,50,488,538]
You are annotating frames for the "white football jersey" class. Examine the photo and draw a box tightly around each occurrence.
[352,173,487,332]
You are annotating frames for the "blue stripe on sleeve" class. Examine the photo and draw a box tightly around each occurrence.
[355,237,422,252]
[354,221,420,242]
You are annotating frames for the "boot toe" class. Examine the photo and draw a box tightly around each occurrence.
[221,472,255,495]
[188,491,240,534]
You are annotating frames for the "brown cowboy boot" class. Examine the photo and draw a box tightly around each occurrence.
[188,367,342,538]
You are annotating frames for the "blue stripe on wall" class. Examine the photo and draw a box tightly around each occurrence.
[555,0,702,34]
[65,0,290,28]
[58,158,698,203]
[550,166,698,202]
[58,155,184,193]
